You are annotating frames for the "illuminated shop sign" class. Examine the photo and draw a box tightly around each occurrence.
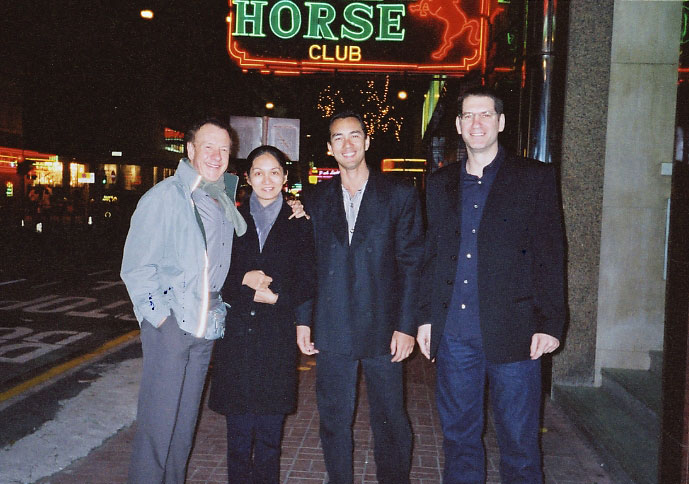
[308,166,340,184]
[78,172,95,184]
[381,158,426,173]
[164,128,185,154]
[227,0,497,75]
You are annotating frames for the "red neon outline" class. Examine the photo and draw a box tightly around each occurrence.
[226,0,492,76]
[489,5,504,23]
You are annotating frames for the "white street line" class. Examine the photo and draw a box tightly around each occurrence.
[31,281,61,289]
[87,270,113,276]
[0,279,27,286]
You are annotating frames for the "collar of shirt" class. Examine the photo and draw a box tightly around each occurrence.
[461,145,505,185]
[341,179,368,201]
[342,180,368,244]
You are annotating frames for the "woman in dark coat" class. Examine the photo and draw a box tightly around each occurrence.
[209,145,315,484]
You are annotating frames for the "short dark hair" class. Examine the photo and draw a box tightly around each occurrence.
[457,86,504,116]
[246,145,289,173]
[185,117,232,146]
[328,111,367,138]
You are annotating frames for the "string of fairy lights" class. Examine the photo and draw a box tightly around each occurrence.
[316,75,404,141]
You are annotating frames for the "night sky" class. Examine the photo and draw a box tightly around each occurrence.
[3,0,431,163]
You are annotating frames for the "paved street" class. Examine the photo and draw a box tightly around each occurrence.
[0,226,138,455]
[21,351,619,484]
[0,269,137,395]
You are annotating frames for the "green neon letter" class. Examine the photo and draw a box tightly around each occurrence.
[376,4,405,41]
[341,3,374,42]
[234,0,268,37]
[269,0,301,39]
[304,2,337,40]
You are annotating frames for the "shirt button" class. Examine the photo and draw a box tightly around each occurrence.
[461,304,466,309]
[442,302,448,309]
[473,204,478,209]
[450,255,458,261]
[472,229,476,234]
[446,280,453,285]
[250,310,256,316]
[478,180,482,185]
[463,279,468,284]
[466,253,472,259]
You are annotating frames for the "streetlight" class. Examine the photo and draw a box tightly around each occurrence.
[265,102,274,110]
[397,90,408,100]
[140,10,154,20]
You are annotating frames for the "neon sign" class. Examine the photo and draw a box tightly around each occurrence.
[381,158,426,173]
[227,0,496,75]
[308,166,340,184]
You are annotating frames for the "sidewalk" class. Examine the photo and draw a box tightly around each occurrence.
[35,353,618,484]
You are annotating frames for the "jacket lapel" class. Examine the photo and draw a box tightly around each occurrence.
[238,204,259,252]
[349,172,378,248]
[258,201,290,255]
[325,176,349,248]
[443,163,462,223]
[482,154,516,225]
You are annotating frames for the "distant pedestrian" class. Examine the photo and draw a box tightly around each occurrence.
[40,186,51,211]
[209,145,316,484]
[27,186,40,218]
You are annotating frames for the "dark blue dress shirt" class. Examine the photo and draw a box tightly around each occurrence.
[444,147,505,341]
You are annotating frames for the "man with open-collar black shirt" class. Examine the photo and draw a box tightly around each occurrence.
[417,87,566,484]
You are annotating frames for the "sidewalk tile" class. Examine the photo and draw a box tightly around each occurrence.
[36,353,619,484]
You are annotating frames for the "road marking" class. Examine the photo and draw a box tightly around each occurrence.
[0,279,27,286]
[0,330,140,403]
[67,299,130,319]
[32,281,61,289]
[0,329,92,363]
[92,280,125,291]
[87,270,112,276]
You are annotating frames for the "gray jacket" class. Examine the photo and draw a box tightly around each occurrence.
[121,159,239,337]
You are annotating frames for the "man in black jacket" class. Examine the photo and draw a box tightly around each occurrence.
[297,111,424,484]
[416,87,566,484]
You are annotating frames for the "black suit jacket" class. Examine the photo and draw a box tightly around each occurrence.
[304,170,424,359]
[419,149,566,363]
[209,201,315,415]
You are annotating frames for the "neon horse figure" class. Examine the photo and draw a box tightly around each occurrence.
[409,0,480,60]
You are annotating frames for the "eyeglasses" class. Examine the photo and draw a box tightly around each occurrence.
[459,111,498,122]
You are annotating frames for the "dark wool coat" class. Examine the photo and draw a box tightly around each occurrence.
[208,200,315,415]
[418,148,566,363]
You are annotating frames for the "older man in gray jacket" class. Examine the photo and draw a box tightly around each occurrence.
[121,117,248,484]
